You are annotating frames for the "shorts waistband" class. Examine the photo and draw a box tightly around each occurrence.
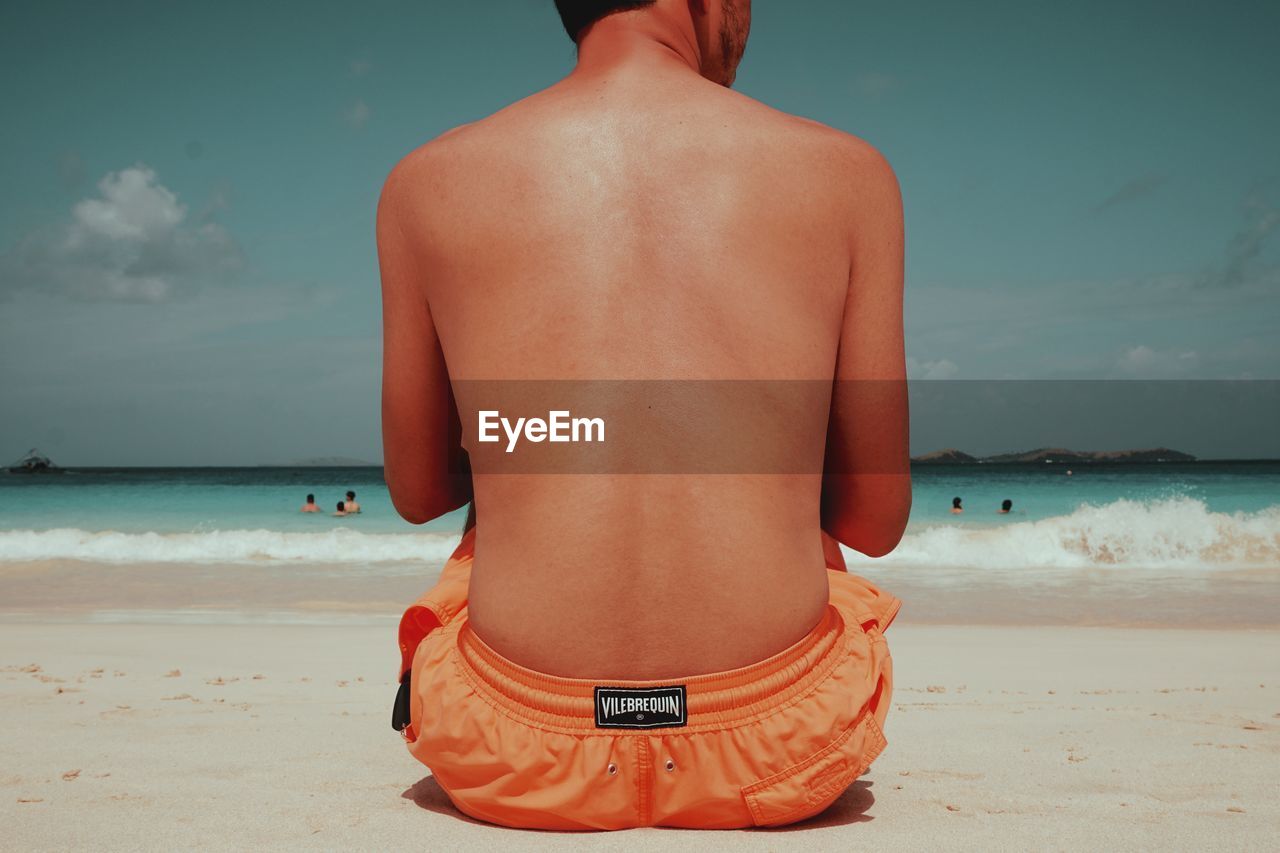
[454,604,848,732]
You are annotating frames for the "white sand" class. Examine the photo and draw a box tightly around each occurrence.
[2,622,1277,851]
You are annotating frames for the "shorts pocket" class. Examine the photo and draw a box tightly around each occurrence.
[740,709,887,827]
[400,635,429,744]
[400,624,450,745]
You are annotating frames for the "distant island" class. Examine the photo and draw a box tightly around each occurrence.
[281,456,380,467]
[911,447,1196,464]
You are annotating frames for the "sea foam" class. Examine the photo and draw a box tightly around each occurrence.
[0,497,1276,571]
[847,497,1280,571]
[0,527,464,565]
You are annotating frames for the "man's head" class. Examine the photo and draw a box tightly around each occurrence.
[554,0,751,87]
[554,0,656,43]
[346,490,356,500]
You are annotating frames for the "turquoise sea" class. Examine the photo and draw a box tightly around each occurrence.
[1,463,1276,575]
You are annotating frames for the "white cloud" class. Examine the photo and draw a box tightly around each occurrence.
[72,167,185,240]
[1114,345,1199,377]
[0,165,242,302]
[1213,185,1279,288]
[907,357,959,380]
[344,99,371,128]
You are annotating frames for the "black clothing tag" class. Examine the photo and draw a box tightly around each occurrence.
[594,685,688,729]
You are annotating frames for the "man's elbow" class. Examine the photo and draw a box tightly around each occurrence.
[392,498,436,526]
[387,477,460,526]
[848,525,906,559]
[825,484,912,558]
[833,521,906,558]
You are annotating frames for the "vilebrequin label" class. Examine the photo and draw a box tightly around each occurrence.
[594,685,688,729]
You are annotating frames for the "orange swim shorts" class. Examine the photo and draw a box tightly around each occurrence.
[395,530,900,830]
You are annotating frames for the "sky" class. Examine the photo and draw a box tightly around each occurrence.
[1,0,1277,465]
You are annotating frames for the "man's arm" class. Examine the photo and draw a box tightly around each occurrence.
[821,144,911,557]
[377,157,472,524]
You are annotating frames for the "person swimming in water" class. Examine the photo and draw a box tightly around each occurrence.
[344,490,361,513]
[300,494,322,513]
[951,496,963,514]
[999,498,1012,514]
[333,500,348,517]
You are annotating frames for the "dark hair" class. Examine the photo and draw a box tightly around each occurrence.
[306,493,315,503]
[337,501,345,511]
[554,0,657,43]
[952,496,962,508]
[346,490,356,499]
[1001,499,1013,511]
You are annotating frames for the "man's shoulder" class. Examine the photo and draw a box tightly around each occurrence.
[376,119,495,239]
[778,111,897,185]
[381,121,478,192]
[720,92,898,196]
[379,94,557,214]
[383,82,559,179]
[771,112,902,228]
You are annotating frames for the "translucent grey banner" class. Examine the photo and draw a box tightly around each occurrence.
[441,380,1279,475]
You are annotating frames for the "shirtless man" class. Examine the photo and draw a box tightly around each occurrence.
[381,0,909,830]
[299,493,322,513]
[344,490,361,513]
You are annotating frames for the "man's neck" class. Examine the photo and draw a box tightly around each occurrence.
[570,14,705,84]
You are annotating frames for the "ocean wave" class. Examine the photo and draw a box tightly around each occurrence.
[2,498,1277,571]
[0,527,465,565]
[848,497,1280,571]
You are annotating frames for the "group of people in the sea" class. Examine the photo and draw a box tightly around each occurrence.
[305,490,1018,519]
[950,497,1014,515]
[304,490,1020,519]
[300,491,361,517]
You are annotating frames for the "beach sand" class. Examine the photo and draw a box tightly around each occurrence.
[3,621,1277,850]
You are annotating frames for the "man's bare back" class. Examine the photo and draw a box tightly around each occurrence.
[379,3,908,679]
